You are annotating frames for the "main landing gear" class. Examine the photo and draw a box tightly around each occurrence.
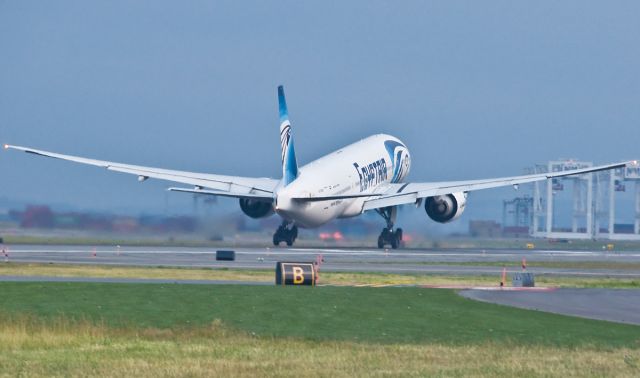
[376,206,403,249]
[273,221,298,247]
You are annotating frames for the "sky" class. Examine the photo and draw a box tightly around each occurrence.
[1,1,639,230]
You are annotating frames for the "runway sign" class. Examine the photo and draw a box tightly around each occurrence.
[275,262,316,286]
[512,272,535,287]
[216,250,235,261]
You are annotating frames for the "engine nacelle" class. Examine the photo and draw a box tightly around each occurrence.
[239,198,274,219]
[424,192,467,223]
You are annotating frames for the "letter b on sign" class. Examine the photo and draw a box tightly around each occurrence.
[292,267,305,284]
[275,262,316,286]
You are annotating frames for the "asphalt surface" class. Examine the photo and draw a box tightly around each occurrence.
[2,245,640,278]
[460,288,640,325]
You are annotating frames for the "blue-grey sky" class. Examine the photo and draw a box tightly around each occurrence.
[1,1,638,227]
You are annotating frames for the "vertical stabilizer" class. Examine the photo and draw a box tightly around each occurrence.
[279,85,298,185]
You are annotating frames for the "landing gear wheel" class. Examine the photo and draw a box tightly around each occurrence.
[390,236,398,249]
[375,206,404,249]
[273,223,298,247]
[396,228,403,247]
[377,227,391,249]
[377,227,403,249]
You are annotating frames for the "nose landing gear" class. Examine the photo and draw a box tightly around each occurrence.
[375,206,403,249]
[273,221,298,247]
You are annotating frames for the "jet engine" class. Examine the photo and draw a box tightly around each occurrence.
[239,198,274,219]
[424,192,467,223]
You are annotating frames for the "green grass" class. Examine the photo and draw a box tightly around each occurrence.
[1,282,639,376]
[339,260,640,271]
[1,318,638,377]
[3,262,640,288]
[0,282,638,348]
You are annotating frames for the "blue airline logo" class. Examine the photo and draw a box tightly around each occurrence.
[278,85,298,185]
[384,140,409,183]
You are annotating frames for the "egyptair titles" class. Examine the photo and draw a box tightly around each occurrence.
[353,158,388,192]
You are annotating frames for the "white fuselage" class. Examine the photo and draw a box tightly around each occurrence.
[275,134,411,228]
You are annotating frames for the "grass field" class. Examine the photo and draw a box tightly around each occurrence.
[1,317,639,377]
[0,282,639,376]
[2,317,639,377]
[3,282,639,346]
[2,262,640,288]
[333,260,640,271]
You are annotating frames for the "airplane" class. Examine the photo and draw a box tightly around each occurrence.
[4,86,636,248]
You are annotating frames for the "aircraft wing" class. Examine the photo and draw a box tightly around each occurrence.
[362,160,634,211]
[4,144,279,199]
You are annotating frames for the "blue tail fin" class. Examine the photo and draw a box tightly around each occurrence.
[278,85,298,185]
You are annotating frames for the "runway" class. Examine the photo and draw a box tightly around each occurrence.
[3,244,640,278]
[460,288,640,325]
